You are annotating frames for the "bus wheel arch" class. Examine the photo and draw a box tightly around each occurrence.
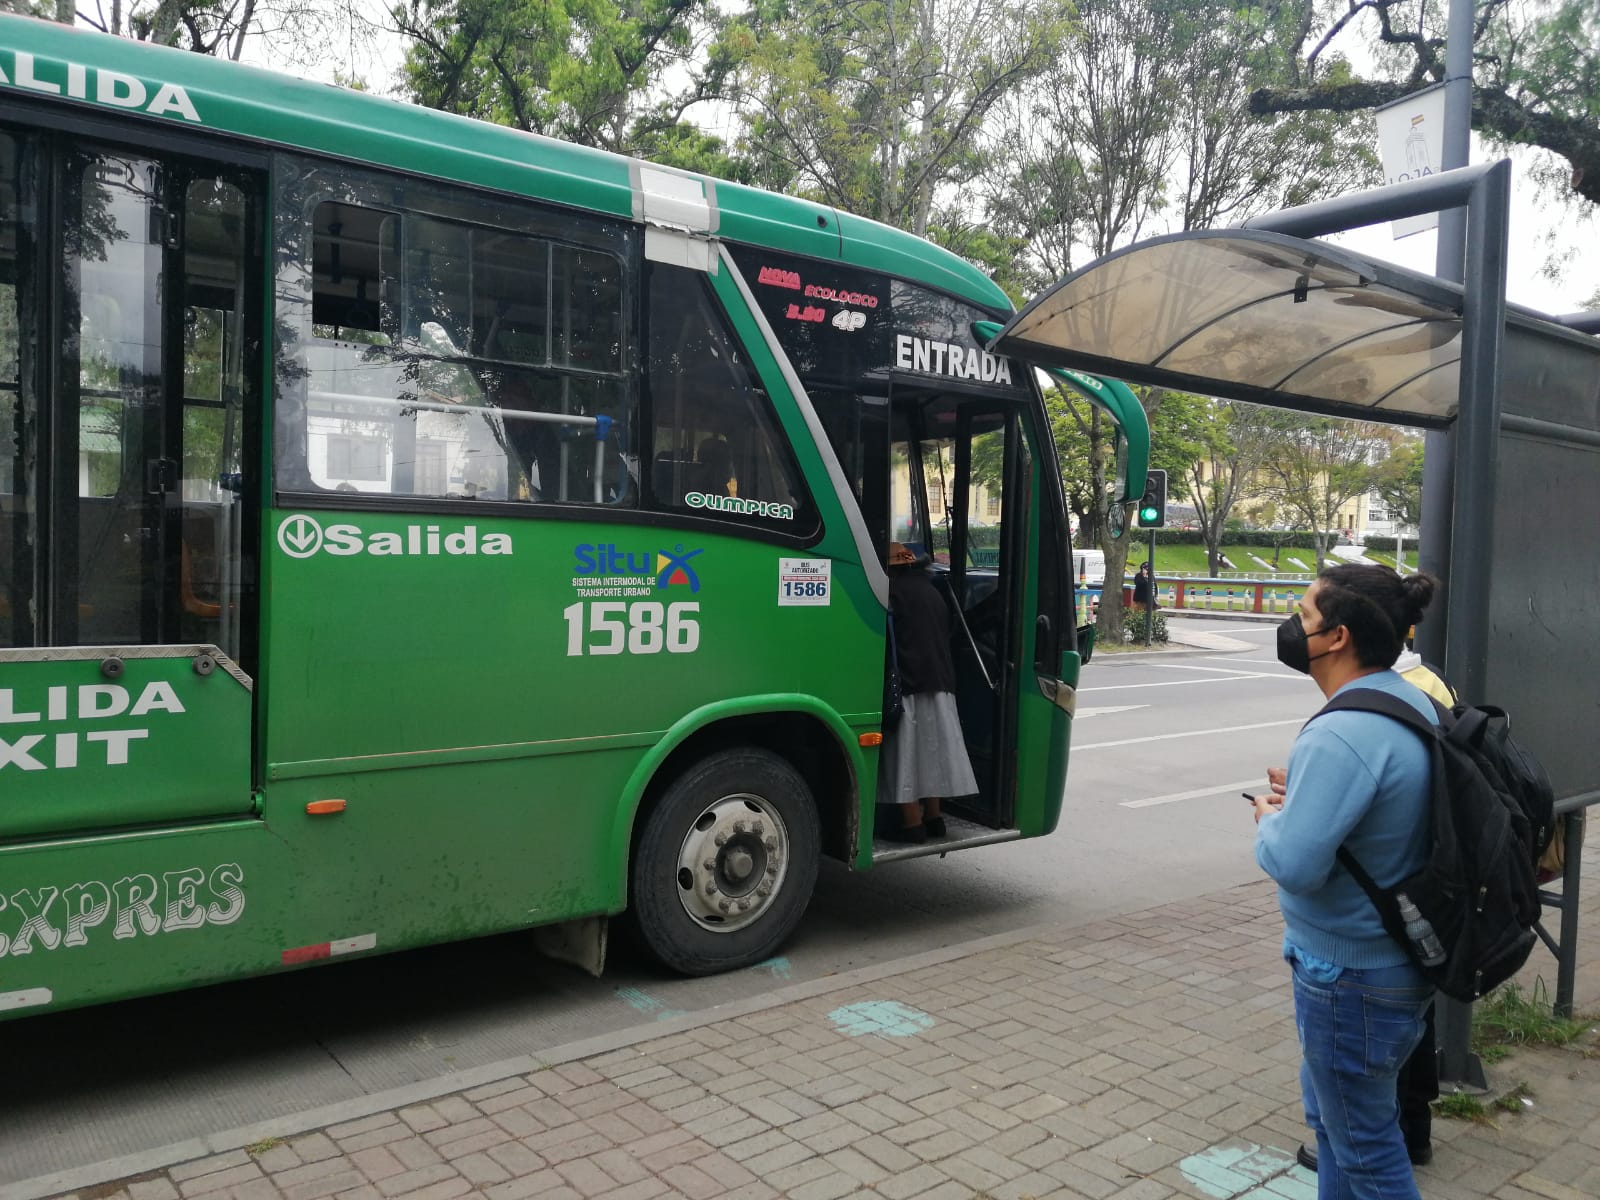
[624,712,855,974]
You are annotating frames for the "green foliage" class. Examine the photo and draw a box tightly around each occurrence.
[1433,1092,1489,1122]
[395,0,728,157]
[1124,609,1168,644]
[1473,979,1592,1051]
[719,0,1066,234]
[1492,1082,1535,1114]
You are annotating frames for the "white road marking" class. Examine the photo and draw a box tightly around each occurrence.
[1075,705,1151,718]
[1121,778,1268,808]
[1080,673,1300,692]
[1152,663,1272,676]
[1074,718,1304,750]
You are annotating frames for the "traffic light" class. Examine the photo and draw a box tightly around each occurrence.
[1137,469,1167,528]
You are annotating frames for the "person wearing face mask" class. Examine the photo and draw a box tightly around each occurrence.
[1251,564,1440,1200]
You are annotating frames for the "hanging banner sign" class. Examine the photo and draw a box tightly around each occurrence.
[1374,84,1446,240]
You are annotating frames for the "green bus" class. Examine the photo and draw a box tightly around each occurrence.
[0,15,1142,1017]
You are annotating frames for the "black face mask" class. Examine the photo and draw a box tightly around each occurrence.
[1276,613,1335,674]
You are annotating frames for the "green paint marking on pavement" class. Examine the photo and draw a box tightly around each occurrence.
[1179,1142,1299,1199]
[615,986,686,1021]
[828,1000,933,1038]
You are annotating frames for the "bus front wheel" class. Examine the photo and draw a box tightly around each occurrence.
[631,747,820,975]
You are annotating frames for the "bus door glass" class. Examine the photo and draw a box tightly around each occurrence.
[890,390,1024,830]
[38,144,260,659]
[0,127,259,838]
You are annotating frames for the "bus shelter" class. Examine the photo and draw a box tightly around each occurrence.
[985,162,1600,1046]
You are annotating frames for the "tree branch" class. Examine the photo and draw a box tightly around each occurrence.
[1253,79,1600,207]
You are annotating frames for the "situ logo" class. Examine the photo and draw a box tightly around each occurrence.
[573,544,705,593]
[277,515,513,559]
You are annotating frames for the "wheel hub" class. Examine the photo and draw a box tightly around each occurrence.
[676,793,789,933]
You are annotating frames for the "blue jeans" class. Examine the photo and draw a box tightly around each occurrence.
[1290,955,1433,1200]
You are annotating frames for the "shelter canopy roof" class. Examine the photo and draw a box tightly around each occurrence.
[988,229,1581,427]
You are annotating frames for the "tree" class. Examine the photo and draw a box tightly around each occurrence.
[983,0,1374,645]
[1370,432,1425,568]
[393,0,735,160]
[1251,1,1600,210]
[1256,415,1392,568]
[718,0,1064,235]
[1180,400,1280,575]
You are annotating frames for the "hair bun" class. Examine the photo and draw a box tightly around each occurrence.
[1399,571,1437,624]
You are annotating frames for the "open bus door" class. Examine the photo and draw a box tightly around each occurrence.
[872,384,1037,853]
[1,131,262,841]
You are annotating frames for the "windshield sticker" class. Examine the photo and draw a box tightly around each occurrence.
[0,52,202,123]
[804,284,879,309]
[686,492,795,521]
[277,515,512,559]
[778,558,831,607]
[0,863,245,957]
[785,303,827,324]
[754,263,881,310]
[758,266,803,290]
[895,334,1013,385]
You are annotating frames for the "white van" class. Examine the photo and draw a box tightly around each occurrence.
[1072,548,1106,587]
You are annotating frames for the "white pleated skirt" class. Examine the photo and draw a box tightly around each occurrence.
[878,691,979,806]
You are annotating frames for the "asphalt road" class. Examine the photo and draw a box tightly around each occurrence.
[0,617,1323,1186]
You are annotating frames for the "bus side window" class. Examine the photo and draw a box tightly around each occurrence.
[644,263,815,533]
[292,189,633,506]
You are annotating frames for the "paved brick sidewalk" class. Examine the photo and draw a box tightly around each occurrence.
[28,853,1600,1200]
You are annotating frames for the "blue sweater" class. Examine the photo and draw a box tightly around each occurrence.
[1255,671,1436,968]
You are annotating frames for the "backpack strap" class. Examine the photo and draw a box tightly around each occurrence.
[1310,688,1443,932]
[1310,686,1442,737]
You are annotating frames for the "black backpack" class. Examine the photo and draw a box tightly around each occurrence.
[1311,689,1555,1002]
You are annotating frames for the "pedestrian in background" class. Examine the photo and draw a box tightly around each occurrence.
[1252,564,1440,1199]
[1132,561,1155,612]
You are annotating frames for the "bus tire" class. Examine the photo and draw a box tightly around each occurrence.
[631,747,820,976]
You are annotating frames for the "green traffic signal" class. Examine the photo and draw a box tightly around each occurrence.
[1137,469,1167,528]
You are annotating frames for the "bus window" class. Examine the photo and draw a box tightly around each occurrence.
[809,388,890,557]
[289,190,633,506]
[645,262,815,534]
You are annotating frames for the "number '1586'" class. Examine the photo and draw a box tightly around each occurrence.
[562,601,700,656]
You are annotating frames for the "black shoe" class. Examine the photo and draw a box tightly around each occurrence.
[886,823,929,844]
[1295,1140,1430,1171]
[926,816,947,837]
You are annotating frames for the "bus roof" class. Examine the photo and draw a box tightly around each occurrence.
[0,15,1012,313]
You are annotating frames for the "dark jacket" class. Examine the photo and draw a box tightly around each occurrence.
[889,567,957,695]
[1133,571,1154,604]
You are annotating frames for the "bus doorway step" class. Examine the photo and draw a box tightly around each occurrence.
[870,814,1021,864]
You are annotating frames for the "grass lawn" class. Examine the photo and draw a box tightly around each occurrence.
[1364,549,1420,572]
[1127,543,1321,577]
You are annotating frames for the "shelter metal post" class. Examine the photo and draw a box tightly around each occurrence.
[1435,160,1511,1092]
